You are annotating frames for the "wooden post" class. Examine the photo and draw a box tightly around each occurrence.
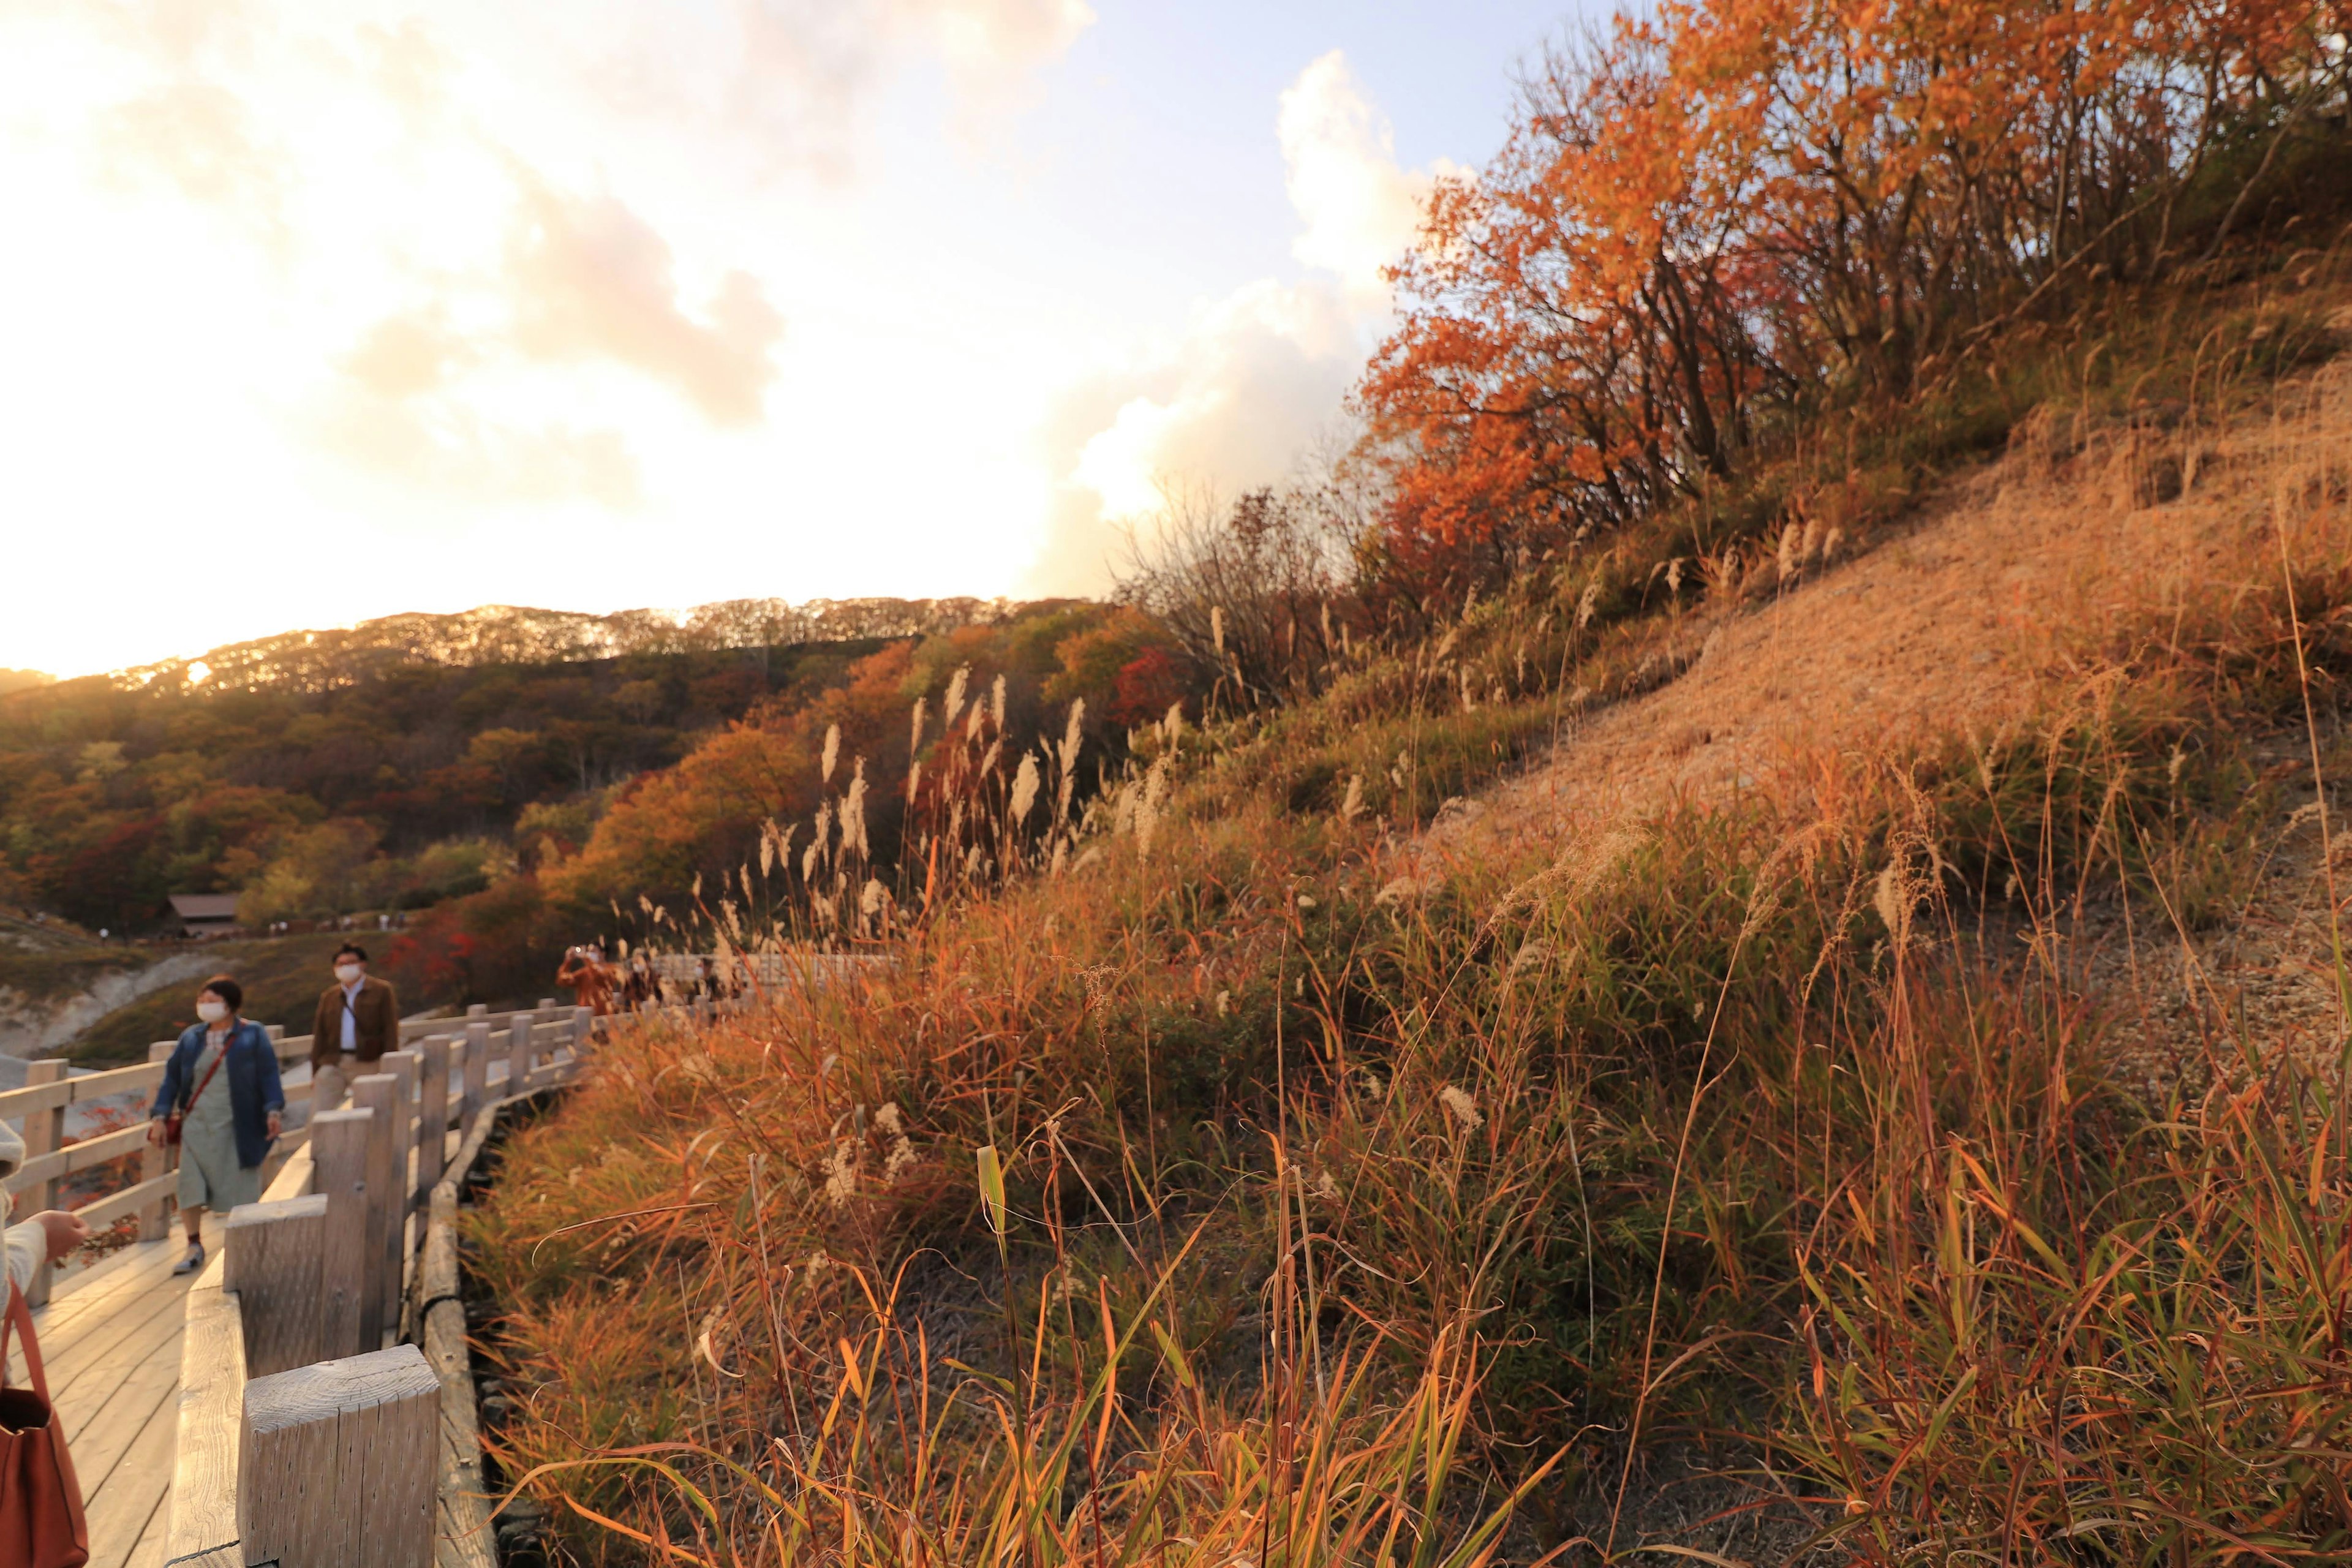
[415,1036,450,1205]
[224,1193,326,1378]
[505,1015,533,1099]
[313,1107,379,1357]
[240,1344,439,1568]
[461,1020,490,1140]
[141,1039,176,1241]
[349,1076,402,1347]
[20,1059,66,1306]
[466,1001,488,1019]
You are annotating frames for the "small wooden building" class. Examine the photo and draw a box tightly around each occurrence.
[168,892,241,938]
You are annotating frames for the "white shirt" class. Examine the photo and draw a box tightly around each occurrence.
[340,978,364,1054]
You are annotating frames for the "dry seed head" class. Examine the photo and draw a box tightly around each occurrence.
[1136,753,1172,855]
[1440,1084,1483,1130]
[1211,605,1225,655]
[1009,752,1041,824]
[1666,557,1684,595]
[909,696,927,756]
[1061,699,1086,771]
[1777,522,1798,579]
[944,665,968,727]
[860,878,886,917]
[991,673,1006,729]
[966,696,986,741]
[843,761,869,858]
[820,724,840,785]
[821,1139,859,1208]
[1340,774,1363,820]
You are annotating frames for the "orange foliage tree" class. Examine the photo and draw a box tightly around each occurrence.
[1359,0,2345,594]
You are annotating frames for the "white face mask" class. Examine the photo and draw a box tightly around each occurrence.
[196,1000,229,1024]
[335,963,363,984]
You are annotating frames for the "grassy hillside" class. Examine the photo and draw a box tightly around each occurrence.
[0,908,146,1006]
[462,233,2352,1568]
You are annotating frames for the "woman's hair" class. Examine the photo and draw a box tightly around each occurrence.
[199,974,244,1012]
[335,942,369,963]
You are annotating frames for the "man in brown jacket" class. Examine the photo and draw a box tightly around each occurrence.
[311,942,399,1111]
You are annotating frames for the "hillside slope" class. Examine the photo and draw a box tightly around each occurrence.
[465,281,2352,1562]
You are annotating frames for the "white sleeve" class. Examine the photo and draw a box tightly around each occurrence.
[2,1221,43,1300]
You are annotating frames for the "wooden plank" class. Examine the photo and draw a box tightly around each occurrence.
[45,1268,192,1410]
[349,1076,401,1343]
[504,1016,533,1102]
[314,1107,379,1357]
[78,1171,181,1236]
[459,1022,489,1144]
[415,1037,451,1205]
[32,1231,187,1338]
[263,1141,315,1203]
[380,1049,421,1226]
[0,1057,167,1123]
[425,1297,495,1568]
[9,1120,153,1191]
[122,1494,170,1568]
[242,1345,439,1568]
[21,1057,67,1305]
[421,1093,513,1568]
[85,1371,176,1568]
[224,1194,326,1378]
[61,1320,181,1506]
[139,1041,175,1242]
[162,1250,244,1567]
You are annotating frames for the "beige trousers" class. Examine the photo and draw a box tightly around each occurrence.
[312,1057,360,1115]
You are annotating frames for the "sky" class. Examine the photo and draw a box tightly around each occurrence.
[0,0,1583,679]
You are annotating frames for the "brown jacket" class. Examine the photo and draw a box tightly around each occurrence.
[311,975,399,1067]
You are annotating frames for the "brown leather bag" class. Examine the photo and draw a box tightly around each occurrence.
[0,1278,89,1567]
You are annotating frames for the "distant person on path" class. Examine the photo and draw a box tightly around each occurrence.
[311,943,398,1112]
[0,1121,91,1298]
[557,943,618,1015]
[148,976,284,1276]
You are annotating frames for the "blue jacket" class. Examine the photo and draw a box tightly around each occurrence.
[151,1020,285,1170]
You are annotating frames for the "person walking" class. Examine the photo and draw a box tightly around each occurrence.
[310,942,398,1112]
[147,976,284,1275]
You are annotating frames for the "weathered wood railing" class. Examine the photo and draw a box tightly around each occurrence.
[45,1001,601,1568]
[0,1001,582,1307]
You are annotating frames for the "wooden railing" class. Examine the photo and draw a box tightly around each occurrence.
[0,1001,579,1308]
[156,1001,598,1568]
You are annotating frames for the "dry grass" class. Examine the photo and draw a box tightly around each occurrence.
[466,257,2352,1563]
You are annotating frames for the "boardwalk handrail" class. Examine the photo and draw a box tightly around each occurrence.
[165,1001,603,1567]
[1,1001,574,1289]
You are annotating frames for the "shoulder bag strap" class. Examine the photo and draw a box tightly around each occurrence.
[2,1277,48,1400]
[182,1035,232,1115]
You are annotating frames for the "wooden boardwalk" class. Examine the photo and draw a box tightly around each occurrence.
[12,1225,221,1568]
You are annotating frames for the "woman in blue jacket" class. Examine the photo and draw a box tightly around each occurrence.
[146,974,284,1275]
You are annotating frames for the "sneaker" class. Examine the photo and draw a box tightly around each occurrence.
[173,1242,205,1275]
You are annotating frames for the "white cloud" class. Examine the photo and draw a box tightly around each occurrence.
[1280,50,1449,309]
[1025,50,1439,595]
[598,0,1096,179]
[504,173,786,428]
